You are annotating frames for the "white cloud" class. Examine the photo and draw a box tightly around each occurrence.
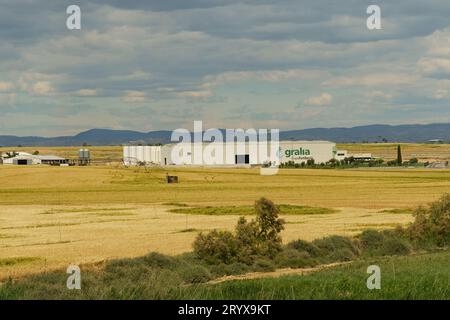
[178,90,213,98]
[366,90,393,100]
[0,92,16,106]
[122,90,146,102]
[434,89,448,100]
[418,58,450,74]
[75,89,98,97]
[0,82,14,92]
[110,70,152,81]
[304,93,332,106]
[2,1,450,134]
[423,28,450,57]
[323,73,417,87]
[31,81,54,96]
[18,72,61,96]
[202,69,325,88]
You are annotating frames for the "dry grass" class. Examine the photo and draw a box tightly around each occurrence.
[1,165,450,208]
[0,204,413,280]
[337,143,450,162]
[169,204,338,215]
[1,162,447,279]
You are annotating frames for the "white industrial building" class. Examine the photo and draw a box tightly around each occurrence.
[334,150,373,162]
[124,141,339,166]
[1,152,68,165]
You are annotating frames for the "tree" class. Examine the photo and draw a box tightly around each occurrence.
[255,198,284,241]
[193,197,285,264]
[397,145,403,165]
[327,158,338,167]
[234,217,260,264]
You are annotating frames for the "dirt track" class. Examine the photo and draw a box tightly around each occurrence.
[207,262,351,284]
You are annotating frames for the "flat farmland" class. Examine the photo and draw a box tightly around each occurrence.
[0,165,449,207]
[338,143,450,162]
[1,164,450,279]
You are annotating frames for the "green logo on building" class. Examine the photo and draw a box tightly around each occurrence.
[284,148,311,157]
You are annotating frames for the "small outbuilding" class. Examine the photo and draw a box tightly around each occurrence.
[1,152,68,165]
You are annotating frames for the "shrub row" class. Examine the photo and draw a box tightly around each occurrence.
[192,194,450,275]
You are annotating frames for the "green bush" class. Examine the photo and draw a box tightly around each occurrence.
[407,194,450,246]
[209,262,250,276]
[360,229,385,249]
[286,239,321,257]
[179,264,212,284]
[327,248,357,262]
[387,160,398,166]
[252,258,276,272]
[104,258,152,282]
[358,229,414,256]
[274,249,316,268]
[379,237,411,256]
[103,268,181,299]
[193,230,238,264]
[142,252,178,268]
[312,235,360,262]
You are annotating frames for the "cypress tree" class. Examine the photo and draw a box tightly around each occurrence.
[397,145,403,165]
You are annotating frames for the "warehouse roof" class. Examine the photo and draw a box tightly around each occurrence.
[1,152,66,161]
[34,155,66,160]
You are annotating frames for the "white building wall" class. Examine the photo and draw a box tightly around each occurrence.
[123,141,337,166]
[2,157,14,164]
[123,146,162,165]
[160,142,278,166]
[1,152,41,165]
[335,150,348,161]
[278,141,336,164]
[2,157,35,165]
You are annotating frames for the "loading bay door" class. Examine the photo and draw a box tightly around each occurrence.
[235,154,250,164]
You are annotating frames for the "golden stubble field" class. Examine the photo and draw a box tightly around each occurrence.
[1,164,450,279]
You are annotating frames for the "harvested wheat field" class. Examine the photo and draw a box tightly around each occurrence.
[1,164,449,279]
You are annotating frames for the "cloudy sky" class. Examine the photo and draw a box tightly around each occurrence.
[1,0,450,136]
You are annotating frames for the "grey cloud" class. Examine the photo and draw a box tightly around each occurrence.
[1,0,450,135]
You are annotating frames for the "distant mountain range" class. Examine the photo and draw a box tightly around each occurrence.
[1,123,450,147]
